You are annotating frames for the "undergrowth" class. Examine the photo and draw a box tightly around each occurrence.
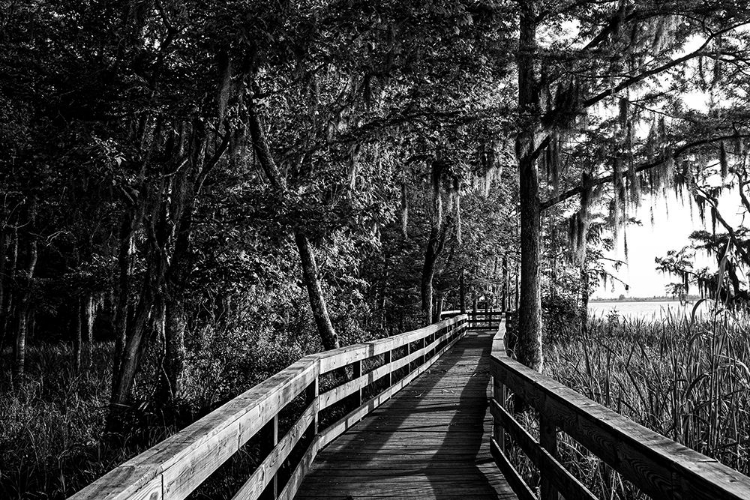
[0,323,313,499]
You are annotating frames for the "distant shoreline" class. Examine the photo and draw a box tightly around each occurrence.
[590,296,702,303]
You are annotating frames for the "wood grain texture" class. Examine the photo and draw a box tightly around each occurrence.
[70,316,466,500]
[295,330,517,500]
[490,439,535,500]
[233,404,316,500]
[490,325,750,500]
[490,399,597,500]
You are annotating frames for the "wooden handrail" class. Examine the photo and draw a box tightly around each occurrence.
[69,315,467,500]
[440,309,503,330]
[489,317,750,500]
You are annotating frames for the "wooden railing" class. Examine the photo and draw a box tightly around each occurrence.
[70,315,467,500]
[440,308,503,330]
[489,319,750,500]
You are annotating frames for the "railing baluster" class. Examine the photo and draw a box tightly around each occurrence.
[70,315,469,500]
[493,378,506,453]
[352,360,362,407]
[385,350,392,387]
[306,377,318,439]
[260,415,279,500]
[539,413,558,500]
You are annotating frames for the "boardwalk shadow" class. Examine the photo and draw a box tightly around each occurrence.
[297,330,507,499]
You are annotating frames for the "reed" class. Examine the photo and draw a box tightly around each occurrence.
[541,306,750,497]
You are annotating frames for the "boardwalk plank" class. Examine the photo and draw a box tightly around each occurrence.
[294,330,516,500]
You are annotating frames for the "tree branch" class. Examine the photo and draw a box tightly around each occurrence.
[540,132,750,210]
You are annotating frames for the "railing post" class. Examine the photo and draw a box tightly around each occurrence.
[352,360,362,407]
[493,378,506,453]
[540,413,558,500]
[407,340,412,373]
[306,377,318,439]
[385,350,392,387]
[260,415,279,500]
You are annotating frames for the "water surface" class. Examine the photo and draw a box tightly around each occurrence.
[588,300,711,320]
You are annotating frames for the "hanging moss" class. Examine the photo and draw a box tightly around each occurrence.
[695,194,706,225]
[629,157,640,206]
[645,122,656,160]
[711,206,717,235]
[734,129,744,157]
[612,157,622,244]
[719,141,728,179]
[698,56,707,91]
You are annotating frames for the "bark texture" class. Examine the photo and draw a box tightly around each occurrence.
[516,3,543,371]
[295,231,339,350]
[249,99,340,351]
[421,160,453,326]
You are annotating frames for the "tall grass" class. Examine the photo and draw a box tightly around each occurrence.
[0,343,122,499]
[540,307,750,497]
[0,322,314,499]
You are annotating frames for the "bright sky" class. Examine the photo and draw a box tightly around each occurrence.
[593,187,746,298]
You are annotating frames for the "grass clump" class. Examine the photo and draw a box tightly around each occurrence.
[501,305,750,499]
[547,310,750,473]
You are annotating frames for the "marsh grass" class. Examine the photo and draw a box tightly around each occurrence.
[506,306,750,498]
[548,310,750,473]
[0,323,312,499]
[0,343,126,499]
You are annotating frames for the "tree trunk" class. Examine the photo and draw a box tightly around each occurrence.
[249,100,341,351]
[516,3,544,371]
[85,295,96,367]
[433,291,444,323]
[0,226,7,358]
[295,231,339,350]
[110,296,152,409]
[421,236,438,326]
[110,194,168,418]
[378,258,389,327]
[13,237,37,383]
[459,268,466,313]
[112,209,136,390]
[421,161,452,326]
[74,297,82,372]
[160,300,187,400]
[0,228,18,366]
[502,255,509,311]
[158,170,195,404]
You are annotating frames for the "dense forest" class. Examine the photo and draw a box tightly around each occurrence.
[2,0,750,497]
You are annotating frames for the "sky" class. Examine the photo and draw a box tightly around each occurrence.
[590,31,748,299]
[592,187,745,299]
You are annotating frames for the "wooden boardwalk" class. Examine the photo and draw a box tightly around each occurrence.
[295,330,517,500]
[72,313,750,500]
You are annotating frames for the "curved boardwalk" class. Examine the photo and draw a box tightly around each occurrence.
[295,330,516,500]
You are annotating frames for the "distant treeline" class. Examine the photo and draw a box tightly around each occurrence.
[591,295,704,303]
